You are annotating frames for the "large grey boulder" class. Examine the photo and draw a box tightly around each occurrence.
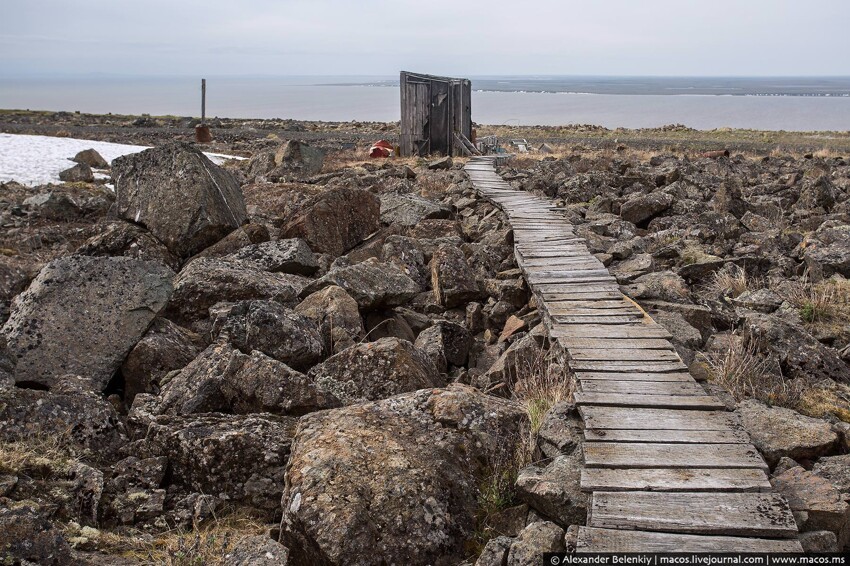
[281,188,380,257]
[112,142,248,258]
[738,400,839,466]
[740,311,850,383]
[76,221,180,271]
[274,140,325,176]
[280,384,526,565]
[165,257,300,326]
[0,384,127,457]
[379,192,451,227]
[154,341,339,416]
[295,285,365,355]
[431,243,480,308]
[224,238,318,275]
[121,317,202,404]
[127,405,297,517]
[308,337,442,405]
[302,258,420,310]
[1,255,173,391]
[620,191,673,225]
[217,300,323,371]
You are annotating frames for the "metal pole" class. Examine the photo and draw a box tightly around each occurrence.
[201,78,206,125]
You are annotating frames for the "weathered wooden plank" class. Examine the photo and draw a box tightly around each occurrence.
[562,338,675,350]
[554,315,647,325]
[580,406,739,431]
[584,442,767,470]
[541,292,625,301]
[576,527,803,553]
[584,428,751,444]
[575,392,724,409]
[589,491,798,538]
[569,361,689,373]
[550,324,672,339]
[579,380,706,395]
[569,348,681,361]
[575,371,694,382]
[548,309,644,318]
[545,300,635,309]
[580,468,772,493]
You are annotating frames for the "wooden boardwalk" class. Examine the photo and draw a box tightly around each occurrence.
[464,156,803,553]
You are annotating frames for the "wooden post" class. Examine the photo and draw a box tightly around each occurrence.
[195,78,212,143]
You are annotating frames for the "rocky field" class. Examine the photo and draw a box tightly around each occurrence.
[0,116,849,564]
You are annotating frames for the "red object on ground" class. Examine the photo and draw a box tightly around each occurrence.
[369,140,394,158]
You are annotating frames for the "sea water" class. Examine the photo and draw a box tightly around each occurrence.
[1,75,849,131]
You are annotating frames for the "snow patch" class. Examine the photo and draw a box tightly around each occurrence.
[0,133,245,187]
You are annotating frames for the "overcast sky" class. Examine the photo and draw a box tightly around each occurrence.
[2,0,848,77]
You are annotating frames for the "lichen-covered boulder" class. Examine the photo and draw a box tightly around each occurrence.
[112,142,248,258]
[1,255,174,391]
[217,300,323,371]
[738,400,839,466]
[379,192,451,227]
[155,341,338,416]
[127,405,297,517]
[165,258,300,326]
[121,317,202,404]
[295,285,365,355]
[308,337,442,405]
[431,243,480,308]
[225,238,318,275]
[280,384,526,565]
[281,188,379,257]
[302,258,420,311]
[76,221,180,271]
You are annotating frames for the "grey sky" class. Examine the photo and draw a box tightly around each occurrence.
[2,0,848,77]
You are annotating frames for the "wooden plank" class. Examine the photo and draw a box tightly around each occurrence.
[575,371,694,382]
[569,361,688,373]
[584,428,751,444]
[579,380,706,395]
[561,338,675,350]
[545,300,634,309]
[550,324,672,339]
[584,442,767,470]
[569,348,681,361]
[580,406,739,431]
[576,527,803,553]
[547,308,643,318]
[581,468,772,493]
[541,292,625,301]
[575,392,724,409]
[554,315,646,325]
[589,491,798,538]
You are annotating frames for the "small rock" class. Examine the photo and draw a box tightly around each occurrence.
[380,192,452,226]
[515,453,587,527]
[295,285,365,354]
[432,243,480,308]
[507,521,565,566]
[274,140,325,176]
[428,156,453,170]
[72,148,109,168]
[59,162,94,182]
[475,535,513,566]
[225,534,290,565]
[499,315,527,342]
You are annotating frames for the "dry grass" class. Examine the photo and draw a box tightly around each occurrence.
[705,334,803,408]
[510,349,573,440]
[796,384,850,423]
[79,509,268,566]
[0,432,79,478]
[782,276,850,324]
[703,264,761,299]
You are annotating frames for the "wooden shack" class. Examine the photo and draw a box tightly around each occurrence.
[399,71,473,157]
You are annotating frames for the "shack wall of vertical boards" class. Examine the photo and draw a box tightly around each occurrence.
[399,71,472,157]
